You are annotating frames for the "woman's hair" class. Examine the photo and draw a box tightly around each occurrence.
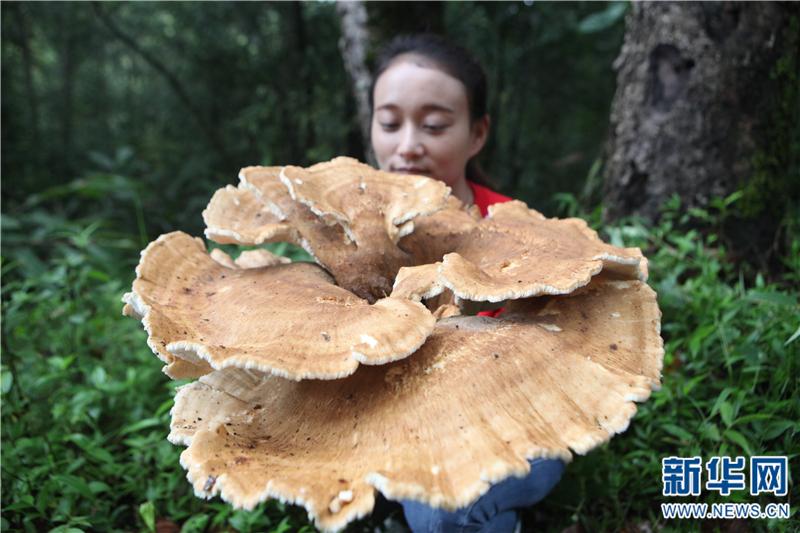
[370,33,493,187]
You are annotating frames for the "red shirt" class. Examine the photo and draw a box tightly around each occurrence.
[468,181,513,216]
[466,181,512,317]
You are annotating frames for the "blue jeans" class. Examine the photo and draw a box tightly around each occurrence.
[402,458,565,533]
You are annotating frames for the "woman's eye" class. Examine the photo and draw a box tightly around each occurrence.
[423,124,448,133]
[380,122,400,131]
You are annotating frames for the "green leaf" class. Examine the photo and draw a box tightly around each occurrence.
[119,417,163,436]
[1,369,13,394]
[723,429,754,456]
[271,517,293,533]
[139,501,156,533]
[662,424,694,442]
[688,324,716,356]
[785,324,800,346]
[88,481,110,494]
[700,423,721,442]
[577,2,627,34]
[681,373,707,395]
[763,420,798,440]
[52,475,93,499]
[711,388,734,417]
[4,494,35,512]
[154,398,175,417]
[180,514,209,533]
[688,207,711,221]
[719,401,734,427]
[721,190,744,208]
[90,367,107,387]
[733,413,773,425]
[88,445,116,464]
[746,291,797,307]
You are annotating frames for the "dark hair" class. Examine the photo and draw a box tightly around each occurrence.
[370,33,493,187]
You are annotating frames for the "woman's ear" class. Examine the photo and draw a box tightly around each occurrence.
[469,115,491,158]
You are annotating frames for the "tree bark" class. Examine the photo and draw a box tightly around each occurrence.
[604,2,794,222]
[335,0,373,164]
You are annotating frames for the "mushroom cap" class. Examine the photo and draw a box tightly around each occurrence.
[397,196,481,266]
[168,275,662,531]
[126,231,435,380]
[391,263,443,302]
[203,159,454,302]
[238,165,297,220]
[396,201,647,304]
[238,165,353,255]
[281,157,451,246]
[203,184,297,246]
[219,166,360,278]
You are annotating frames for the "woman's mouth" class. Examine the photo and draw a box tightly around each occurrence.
[392,167,429,175]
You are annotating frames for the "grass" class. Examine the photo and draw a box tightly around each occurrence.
[2,179,797,532]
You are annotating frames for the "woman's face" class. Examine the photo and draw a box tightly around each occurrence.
[370,56,488,189]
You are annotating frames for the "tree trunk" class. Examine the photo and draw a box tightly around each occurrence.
[604,2,795,222]
[335,0,373,164]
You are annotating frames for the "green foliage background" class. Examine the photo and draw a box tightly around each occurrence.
[2,2,797,532]
[2,1,625,230]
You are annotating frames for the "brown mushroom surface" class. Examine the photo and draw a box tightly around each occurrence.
[124,232,435,380]
[169,275,662,531]
[281,157,451,244]
[203,184,298,246]
[396,196,481,266]
[204,159,452,301]
[396,201,647,304]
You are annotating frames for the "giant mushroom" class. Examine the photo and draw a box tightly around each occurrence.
[124,157,663,531]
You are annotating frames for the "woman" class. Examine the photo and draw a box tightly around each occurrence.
[370,34,511,217]
[369,34,566,532]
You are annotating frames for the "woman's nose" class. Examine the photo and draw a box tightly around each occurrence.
[397,126,424,159]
